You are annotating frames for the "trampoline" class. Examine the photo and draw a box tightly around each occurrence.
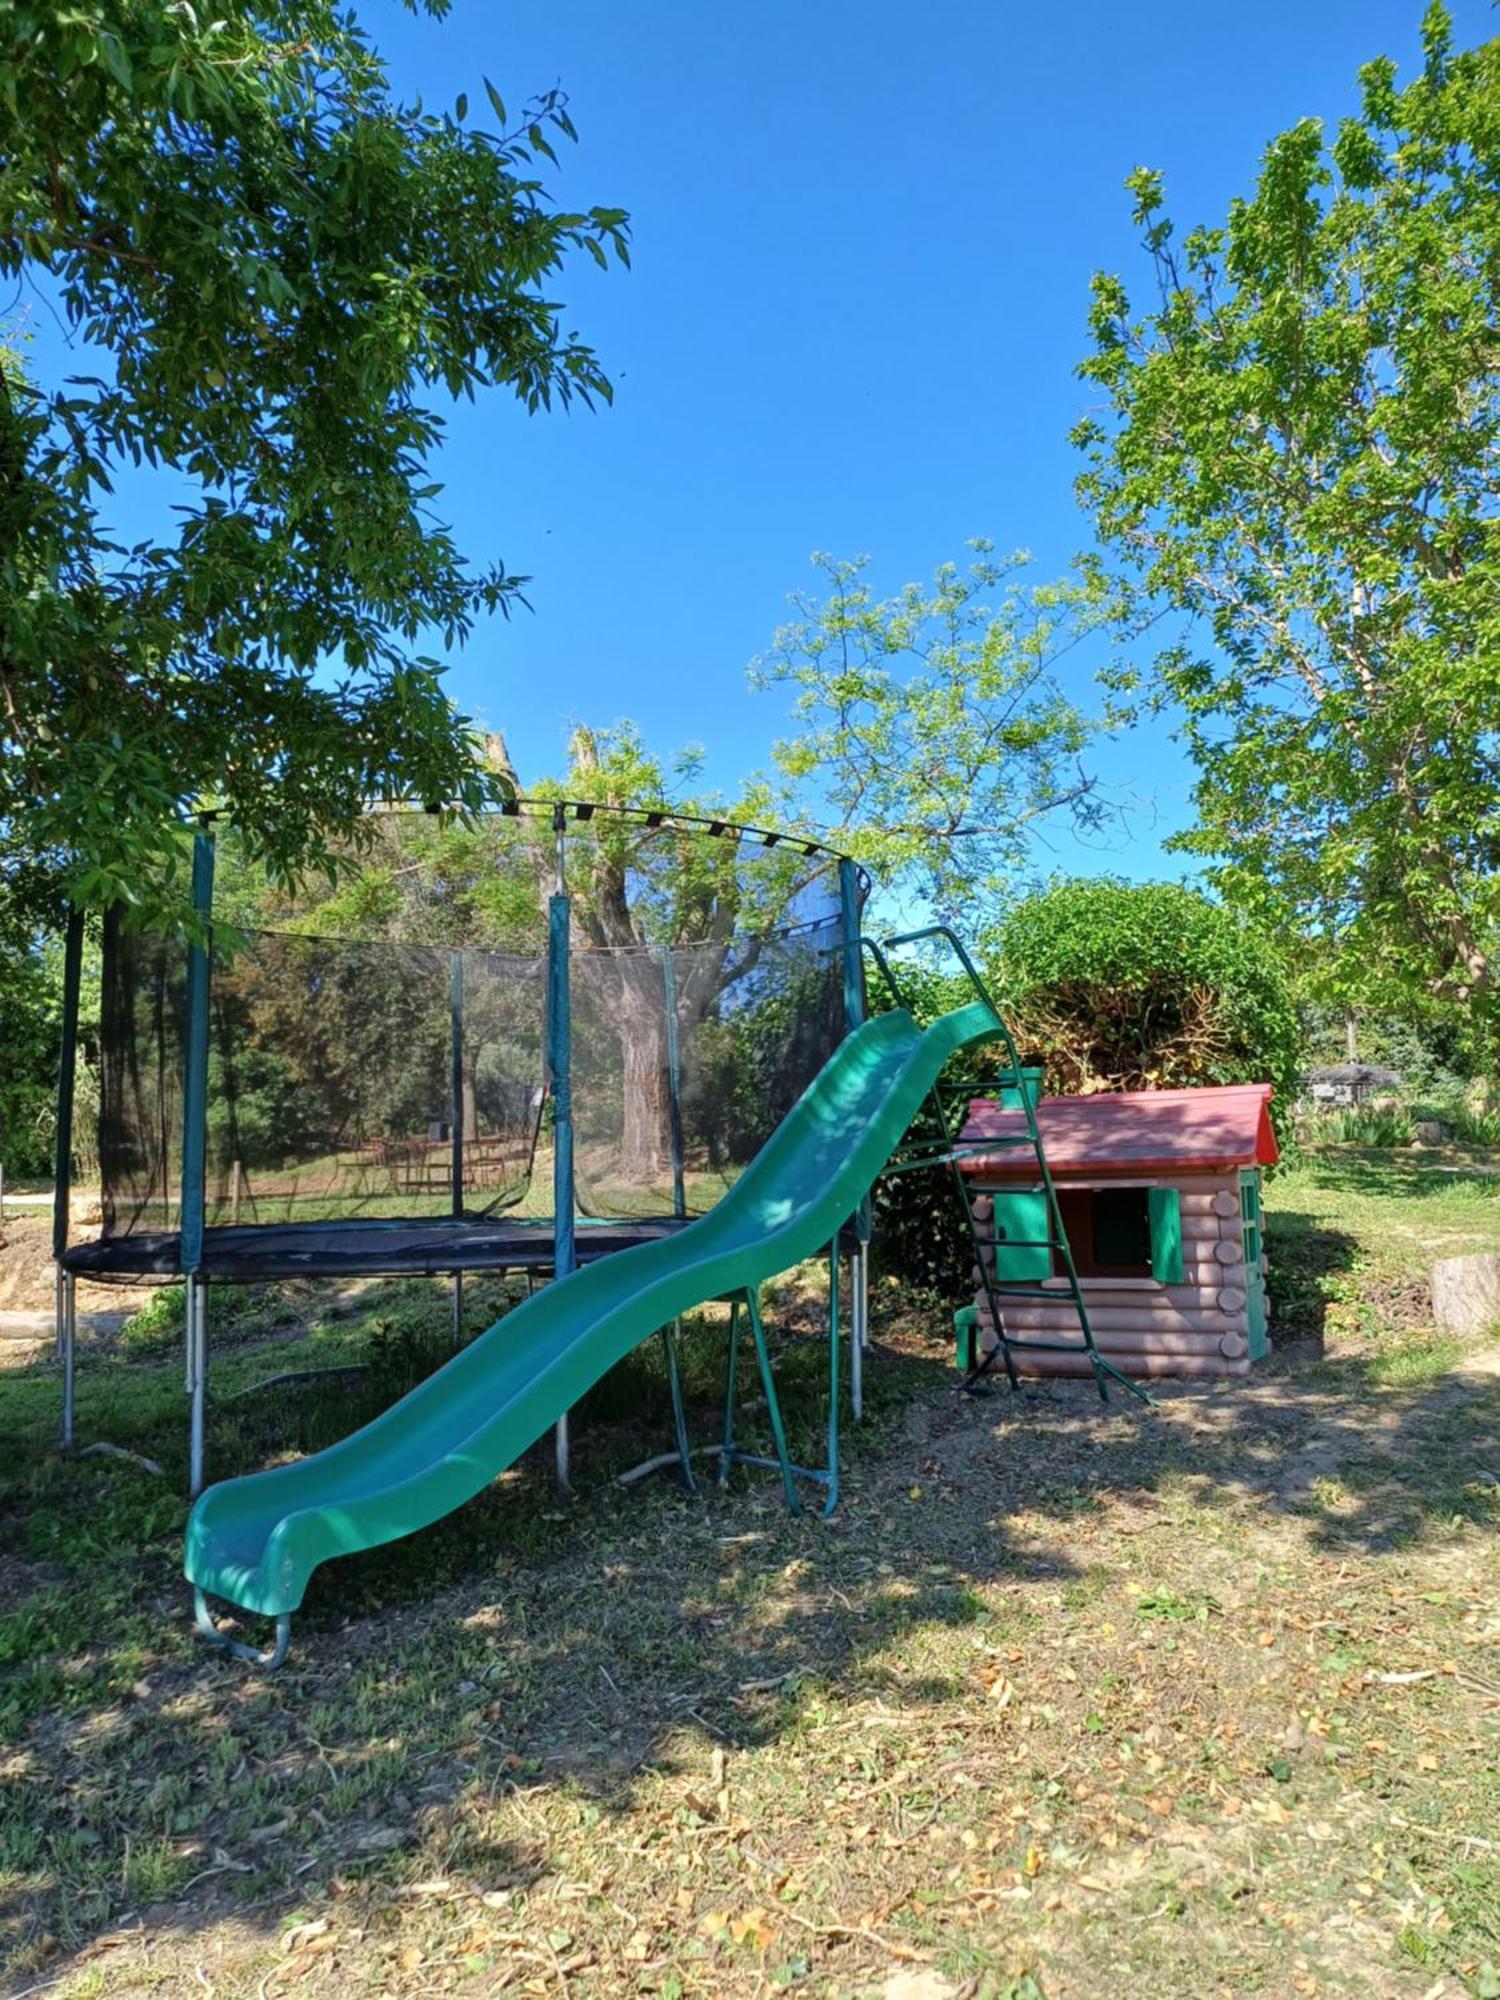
[51,800,871,1490]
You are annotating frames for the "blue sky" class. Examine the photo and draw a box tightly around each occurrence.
[23,1,1494,885]
[354,0,1490,882]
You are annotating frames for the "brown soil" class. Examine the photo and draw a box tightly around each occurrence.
[0,1208,154,1317]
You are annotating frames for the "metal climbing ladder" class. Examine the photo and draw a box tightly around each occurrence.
[865,927,1153,1408]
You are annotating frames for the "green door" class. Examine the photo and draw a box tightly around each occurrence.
[1240,1170,1268,1361]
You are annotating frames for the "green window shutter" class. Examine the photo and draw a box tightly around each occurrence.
[990,1188,1052,1282]
[1148,1185,1183,1284]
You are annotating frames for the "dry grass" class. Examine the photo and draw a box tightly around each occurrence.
[1,1155,1498,1999]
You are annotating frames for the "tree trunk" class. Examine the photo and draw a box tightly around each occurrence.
[616,960,669,1183]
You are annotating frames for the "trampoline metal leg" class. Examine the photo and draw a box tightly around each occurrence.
[555,1413,571,1492]
[823,1245,840,1519]
[850,1240,867,1421]
[187,1276,208,1499]
[59,1268,76,1450]
[451,1270,464,1343]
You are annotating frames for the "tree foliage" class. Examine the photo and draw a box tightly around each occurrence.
[0,1,629,924]
[1074,7,1500,1046]
[195,724,841,1204]
[992,879,1302,1121]
[0,932,69,1178]
[753,546,1106,913]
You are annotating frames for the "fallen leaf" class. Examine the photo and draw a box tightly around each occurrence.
[728,1907,775,1950]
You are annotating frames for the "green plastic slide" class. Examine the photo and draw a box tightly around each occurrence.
[185,1000,1000,1627]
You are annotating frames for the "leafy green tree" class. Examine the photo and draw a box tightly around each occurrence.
[207,724,834,1198]
[752,546,1105,913]
[1074,7,1500,1048]
[991,879,1302,1121]
[0,2,629,923]
[0,932,69,1178]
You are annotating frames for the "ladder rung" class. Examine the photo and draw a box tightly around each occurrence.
[978,1283,1084,1300]
[974,1237,1066,1250]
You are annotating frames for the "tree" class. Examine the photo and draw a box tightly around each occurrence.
[209,724,833,1198]
[0,931,71,1178]
[752,546,1107,914]
[1074,6,1500,1050]
[991,879,1302,1122]
[0,2,629,924]
[526,726,831,1186]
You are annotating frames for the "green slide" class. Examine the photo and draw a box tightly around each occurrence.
[185,1000,1000,1645]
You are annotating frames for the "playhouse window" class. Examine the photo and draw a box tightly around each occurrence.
[1055,1186,1153,1279]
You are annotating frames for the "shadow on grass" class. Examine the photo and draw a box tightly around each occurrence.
[0,1269,1496,1984]
[1264,1208,1360,1346]
[1295,1145,1500,1200]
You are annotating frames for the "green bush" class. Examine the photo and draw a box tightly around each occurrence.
[990,879,1302,1126]
[867,881,1300,1306]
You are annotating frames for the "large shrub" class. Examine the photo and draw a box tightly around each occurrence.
[992,879,1302,1120]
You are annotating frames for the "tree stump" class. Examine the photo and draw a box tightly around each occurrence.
[1430,1254,1500,1337]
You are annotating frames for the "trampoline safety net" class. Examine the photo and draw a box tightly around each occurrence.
[88,809,862,1268]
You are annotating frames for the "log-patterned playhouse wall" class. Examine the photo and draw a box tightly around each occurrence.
[971,1172,1258,1379]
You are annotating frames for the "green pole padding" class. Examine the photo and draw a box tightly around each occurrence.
[1148,1185,1184,1285]
[839,858,871,1247]
[51,910,85,1263]
[548,892,575,1279]
[450,951,465,1218]
[179,829,216,1275]
[661,947,686,1220]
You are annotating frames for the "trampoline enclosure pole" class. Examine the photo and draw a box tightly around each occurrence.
[839,858,870,1418]
[548,805,575,1487]
[53,910,84,1449]
[181,828,215,1495]
[450,950,465,1217]
[52,910,84,1265]
[449,949,465,1341]
[661,947,687,1220]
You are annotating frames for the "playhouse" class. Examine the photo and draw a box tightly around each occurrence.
[958,1082,1278,1379]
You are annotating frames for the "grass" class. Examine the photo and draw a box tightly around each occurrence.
[0,1153,1497,1997]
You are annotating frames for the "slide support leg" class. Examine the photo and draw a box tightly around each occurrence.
[745,1289,801,1516]
[661,1319,697,1494]
[718,1298,741,1489]
[194,1589,291,1671]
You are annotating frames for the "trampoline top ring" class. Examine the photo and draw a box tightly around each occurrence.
[185,794,872,900]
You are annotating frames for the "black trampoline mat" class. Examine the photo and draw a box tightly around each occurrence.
[61,1216,690,1284]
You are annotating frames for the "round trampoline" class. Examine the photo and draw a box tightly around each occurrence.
[50,801,871,1488]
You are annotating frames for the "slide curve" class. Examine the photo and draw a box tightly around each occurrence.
[185,1000,1001,1619]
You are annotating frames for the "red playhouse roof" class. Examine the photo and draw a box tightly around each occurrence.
[959,1083,1278,1180]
